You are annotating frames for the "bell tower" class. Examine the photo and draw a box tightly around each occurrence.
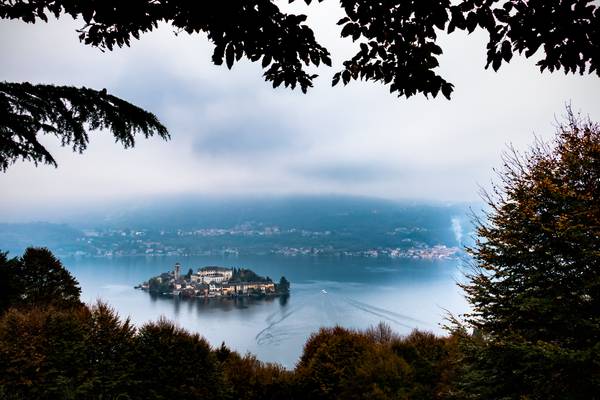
[174,262,181,280]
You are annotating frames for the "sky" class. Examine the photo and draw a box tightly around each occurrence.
[1,2,599,221]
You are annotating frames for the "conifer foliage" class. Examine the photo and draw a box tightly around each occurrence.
[0,82,169,171]
[458,108,600,399]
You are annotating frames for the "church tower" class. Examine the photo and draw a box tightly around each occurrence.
[174,262,181,280]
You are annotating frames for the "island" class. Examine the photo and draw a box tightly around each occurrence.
[136,263,290,299]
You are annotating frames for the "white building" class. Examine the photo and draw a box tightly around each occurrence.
[201,273,228,284]
[198,266,233,280]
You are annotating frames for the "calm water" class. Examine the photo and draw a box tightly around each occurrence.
[64,255,469,368]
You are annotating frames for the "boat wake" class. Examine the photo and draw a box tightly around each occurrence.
[255,289,430,346]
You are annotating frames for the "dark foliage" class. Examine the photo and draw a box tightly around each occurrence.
[295,324,459,399]
[1,0,597,100]
[389,329,460,399]
[231,267,271,283]
[0,247,81,312]
[148,276,171,294]
[333,0,455,99]
[0,252,20,314]
[133,318,226,400]
[0,0,331,94]
[456,108,600,399]
[220,351,294,400]
[0,81,169,171]
[0,303,136,400]
[278,276,290,293]
[1,1,598,171]
[334,0,599,98]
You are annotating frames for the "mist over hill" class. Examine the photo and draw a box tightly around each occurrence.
[0,195,477,257]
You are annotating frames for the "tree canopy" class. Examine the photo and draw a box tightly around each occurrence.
[0,82,168,171]
[456,108,600,399]
[2,0,598,98]
[0,247,81,312]
[1,0,598,170]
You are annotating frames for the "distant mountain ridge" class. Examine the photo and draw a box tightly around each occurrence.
[82,195,472,230]
[0,195,477,257]
[0,222,84,256]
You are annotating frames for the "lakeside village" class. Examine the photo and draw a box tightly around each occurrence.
[136,263,290,299]
[69,225,462,259]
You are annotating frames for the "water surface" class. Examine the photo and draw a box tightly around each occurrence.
[65,255,469,368]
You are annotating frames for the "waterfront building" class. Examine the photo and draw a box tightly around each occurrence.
[198,266,233,280]
[201,273,228,284]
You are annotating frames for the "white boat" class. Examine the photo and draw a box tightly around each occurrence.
[321,289,327,294]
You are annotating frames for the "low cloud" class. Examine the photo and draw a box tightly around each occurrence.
[193,117,300,158]
[294,162,397,184]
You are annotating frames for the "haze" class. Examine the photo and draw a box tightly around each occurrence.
[1,2,598,221]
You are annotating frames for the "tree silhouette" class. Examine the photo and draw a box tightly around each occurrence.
[457,108,600,399]
[1,247,82,310]
[0,82,168,171]
[133,318,226,399]
[0,251,20,313]
[278,276,290,293]
[2,0,597,99]
[1,0,598,169]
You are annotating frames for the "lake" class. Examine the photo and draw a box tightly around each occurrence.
[64,255,469,368]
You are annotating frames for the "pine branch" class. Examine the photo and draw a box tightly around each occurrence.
[0,81,169,171]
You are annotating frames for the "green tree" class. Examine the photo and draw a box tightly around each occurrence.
[1,1,599,170]
[0,247,81,311]
[0,251,20,314]
[388,329,459,400]
[147,276,171,294]
[16,247,81,308]
[277,276,290,293]
[456,108,600,399]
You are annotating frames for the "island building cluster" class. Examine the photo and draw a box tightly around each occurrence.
[137,263,290,298]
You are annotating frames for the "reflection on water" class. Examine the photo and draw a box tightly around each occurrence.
[148,292,286,314]
[65,255,469,368]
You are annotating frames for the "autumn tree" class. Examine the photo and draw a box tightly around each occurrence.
[132,318,226,400]
[1,0,599,170]
[220,351,294,400]
[295,324,459,399]
[0,302,136,400]
[457,108,600,399]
